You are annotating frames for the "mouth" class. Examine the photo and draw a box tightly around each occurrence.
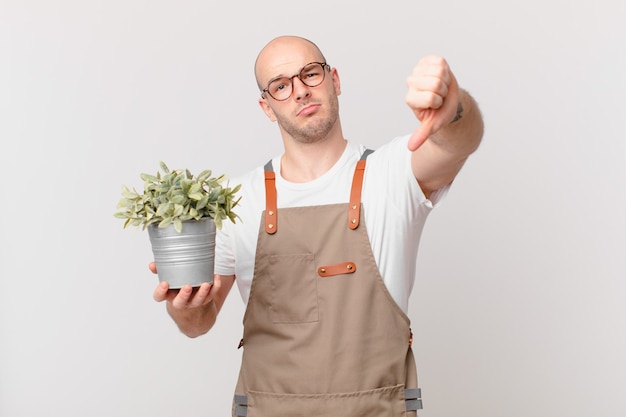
[297,103,320,117]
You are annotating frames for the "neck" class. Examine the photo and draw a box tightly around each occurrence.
[280,131,347,183]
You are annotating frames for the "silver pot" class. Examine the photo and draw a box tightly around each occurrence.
[148,218,216,289]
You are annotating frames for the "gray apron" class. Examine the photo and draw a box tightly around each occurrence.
[233,151,422,417]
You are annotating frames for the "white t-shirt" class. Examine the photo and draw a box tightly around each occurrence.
[215,134,449,313]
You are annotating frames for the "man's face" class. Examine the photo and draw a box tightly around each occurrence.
[256,41,341,144]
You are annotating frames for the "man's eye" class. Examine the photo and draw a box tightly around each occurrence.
[270,79,289,93]
[303,70,319,79]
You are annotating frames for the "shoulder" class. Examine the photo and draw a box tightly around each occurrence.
[228,165,266,201]
[364,134,414,183]
[366,134,411,166]
[225,165,267,225]
[230,165,264,187]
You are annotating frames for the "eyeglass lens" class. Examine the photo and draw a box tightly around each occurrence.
[266,62,326,101]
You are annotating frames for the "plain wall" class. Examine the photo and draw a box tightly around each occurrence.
[1,1,625,416]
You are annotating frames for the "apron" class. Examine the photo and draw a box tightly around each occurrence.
[232,151,423,417]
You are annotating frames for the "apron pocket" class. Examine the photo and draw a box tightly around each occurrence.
[245,384,408,417]
[269,253,318,323]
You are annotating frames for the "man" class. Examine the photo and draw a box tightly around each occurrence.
[151,35,483,416]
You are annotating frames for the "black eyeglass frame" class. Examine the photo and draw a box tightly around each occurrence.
[261,62,330,101]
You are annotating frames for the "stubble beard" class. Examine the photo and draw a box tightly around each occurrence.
[277,95,340,145]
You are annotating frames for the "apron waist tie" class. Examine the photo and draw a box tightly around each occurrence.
[232,388,422,416]
[233,394,248,417]
[404,387,423,411]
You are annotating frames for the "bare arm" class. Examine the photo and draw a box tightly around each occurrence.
[405,56,484,198]
[151,265,236,338]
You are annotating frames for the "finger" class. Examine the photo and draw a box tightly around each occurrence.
[187,282,213,308]
[153,281,169,302]
[407,77,449,101]
[406,90,444,112]
[172,285,194,309]
[408,116,434,152]
[148,262,157,274]
[415,56,452,85]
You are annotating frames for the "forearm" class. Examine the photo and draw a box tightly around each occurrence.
[166,300,218,338]
[411,89,484,196]
[429,89,484,158]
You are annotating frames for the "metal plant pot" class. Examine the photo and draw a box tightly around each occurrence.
[147,218,216,289]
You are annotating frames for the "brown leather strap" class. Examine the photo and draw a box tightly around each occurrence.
[264,169,277,234]
[348,149,373,230]
[317,261,357,277]
[348,159,366,230]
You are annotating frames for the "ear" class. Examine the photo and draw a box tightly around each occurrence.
[258,97,277,122]
[331,68,341,96]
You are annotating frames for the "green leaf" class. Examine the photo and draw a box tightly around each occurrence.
[173,204,184,217]
[140,173,159,183]
[170,194,187,205]
[156,204,171,217]
[197,170,212,182]
[196,195,209,209]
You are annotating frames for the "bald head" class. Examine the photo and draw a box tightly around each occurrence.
[254,36,327,90]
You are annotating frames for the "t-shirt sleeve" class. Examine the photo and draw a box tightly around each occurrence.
[214,220,236,276]
[366,134,450,220]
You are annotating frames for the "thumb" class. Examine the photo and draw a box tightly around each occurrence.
[407,116,434,152]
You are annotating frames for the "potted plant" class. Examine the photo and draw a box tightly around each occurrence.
[114,161,241,288]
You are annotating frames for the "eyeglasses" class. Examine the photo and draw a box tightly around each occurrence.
[262,62,330,101]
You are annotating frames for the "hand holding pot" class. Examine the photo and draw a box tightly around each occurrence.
[151,262,215,309]
[149,263,236,337]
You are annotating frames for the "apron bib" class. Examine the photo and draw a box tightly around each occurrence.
[233,152,422,417]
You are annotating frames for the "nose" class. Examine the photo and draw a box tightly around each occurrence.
[291,76,311,101]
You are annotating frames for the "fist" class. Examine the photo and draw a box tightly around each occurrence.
[405,56,459,151]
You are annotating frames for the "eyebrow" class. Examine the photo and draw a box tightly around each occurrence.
[267,73,288,84]
[266,63,309,85]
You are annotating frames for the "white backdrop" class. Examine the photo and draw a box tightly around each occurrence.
[1,1,625,416]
